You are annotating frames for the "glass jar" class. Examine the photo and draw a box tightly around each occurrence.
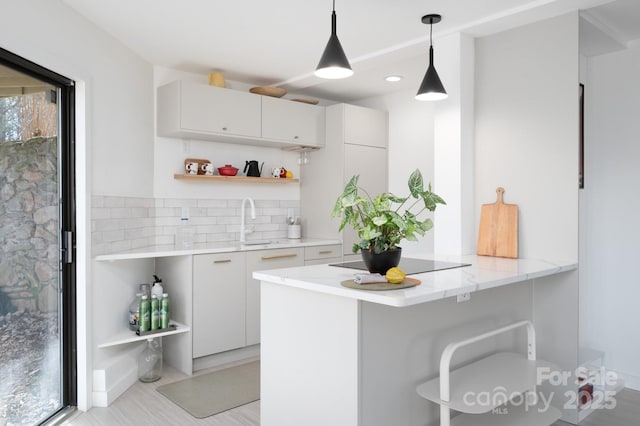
[128,292,143,331]
[138,338,162,383]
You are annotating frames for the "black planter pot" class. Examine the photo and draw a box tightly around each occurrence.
[361,247,402,274]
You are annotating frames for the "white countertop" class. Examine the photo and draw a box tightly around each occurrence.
[94,238,341,261]
[252,255,577,307]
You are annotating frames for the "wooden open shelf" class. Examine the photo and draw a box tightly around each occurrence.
[174,174,299,183]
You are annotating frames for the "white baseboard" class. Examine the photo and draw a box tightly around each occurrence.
[192,344,260,372]
[91,347,140,407]
[617,369,640,391]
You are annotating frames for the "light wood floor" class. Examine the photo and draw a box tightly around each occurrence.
[62,360,260,426]
[62,363,639,426]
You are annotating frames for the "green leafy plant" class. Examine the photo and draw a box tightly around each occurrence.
[331,169,446,254]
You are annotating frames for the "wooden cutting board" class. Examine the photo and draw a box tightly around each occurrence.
[477,187,518,258]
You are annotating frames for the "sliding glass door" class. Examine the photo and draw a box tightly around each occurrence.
[0,48,75,425]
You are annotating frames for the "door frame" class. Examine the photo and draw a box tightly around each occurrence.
[0,47,77,415]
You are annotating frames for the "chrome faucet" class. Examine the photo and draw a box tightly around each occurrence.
[240,197,256,242]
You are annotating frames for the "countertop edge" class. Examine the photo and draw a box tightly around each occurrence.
[94,239,341,261]
[253,257,578,307]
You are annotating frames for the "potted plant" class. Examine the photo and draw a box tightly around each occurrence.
[331,169,446,273]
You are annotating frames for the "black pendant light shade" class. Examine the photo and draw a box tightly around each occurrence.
[416,14,448,101]
[315,2,353,79]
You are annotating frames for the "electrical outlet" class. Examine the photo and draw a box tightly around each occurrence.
[457,292,471,303]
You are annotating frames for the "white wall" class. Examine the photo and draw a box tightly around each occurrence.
[475,12,580,422]
[1,1,155,198]
[475,13,579,263]
[582,45,640,390]
[1,0,155,410]
[357,33,475,259]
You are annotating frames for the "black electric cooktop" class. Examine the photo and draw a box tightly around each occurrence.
[329,258,471,275]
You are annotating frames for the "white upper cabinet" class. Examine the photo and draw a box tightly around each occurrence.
[157,80,325,148]
[261,97,325,147]
[344,104,388,148]
[180,82,261,137]
[157,80,260,139]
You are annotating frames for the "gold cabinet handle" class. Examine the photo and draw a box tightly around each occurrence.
[261,253,298,260]
[318,250,333,255]
[213,259,232,263]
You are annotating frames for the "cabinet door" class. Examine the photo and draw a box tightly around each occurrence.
[343,144,388,256]
[180,82,261,137]
[261,96,325,147]
[246,248,304,345]
[344,104,388,148]
[192,252,246,358]
[304,244,342,263]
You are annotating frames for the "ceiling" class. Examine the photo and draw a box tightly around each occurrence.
[61,0,640,102]
[0,64,51,97]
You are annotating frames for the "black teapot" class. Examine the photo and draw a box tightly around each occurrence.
[244,160,264,177]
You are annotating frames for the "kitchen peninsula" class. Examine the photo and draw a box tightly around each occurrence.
[255,255,577,426]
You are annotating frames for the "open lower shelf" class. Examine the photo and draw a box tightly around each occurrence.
[416,352,558,414]
[97,321,190,348]
[450,400,561,426]
[174,174,299,183]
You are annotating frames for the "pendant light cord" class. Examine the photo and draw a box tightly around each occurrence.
[430,19,433,47]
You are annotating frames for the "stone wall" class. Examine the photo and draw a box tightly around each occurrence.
[0,137,58,314]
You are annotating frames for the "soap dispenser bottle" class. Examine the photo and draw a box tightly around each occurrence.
[151,275,164,301]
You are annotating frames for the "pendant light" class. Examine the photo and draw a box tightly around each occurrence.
[315,0,353,79]
[416,14,448,101]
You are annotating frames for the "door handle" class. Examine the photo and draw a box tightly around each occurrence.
[213,259,232,264]
[261,253,298,260]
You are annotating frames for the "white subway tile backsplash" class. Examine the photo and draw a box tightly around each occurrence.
[195,224,226,234]
[92,196,105,208]
[103,197,126,208]
[92,195,300,255]
[164,198,198,208]
[197,199,228,208]
[189,207,208,217]
[255,200,280,208]
[102,230,126,242]
[262,208,287,217]
[151,207,179,217]
[91,208,111,220]
[110,240,133,253]
[155,235,174,246]
[206,208,237,217]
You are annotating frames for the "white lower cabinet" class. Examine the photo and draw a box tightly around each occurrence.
[192,244,337,359]
[245,247,304,345]
[304,244,342,266]
[192,252,246,358]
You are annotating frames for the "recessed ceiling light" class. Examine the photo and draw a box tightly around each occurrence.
[385,75,403,82]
